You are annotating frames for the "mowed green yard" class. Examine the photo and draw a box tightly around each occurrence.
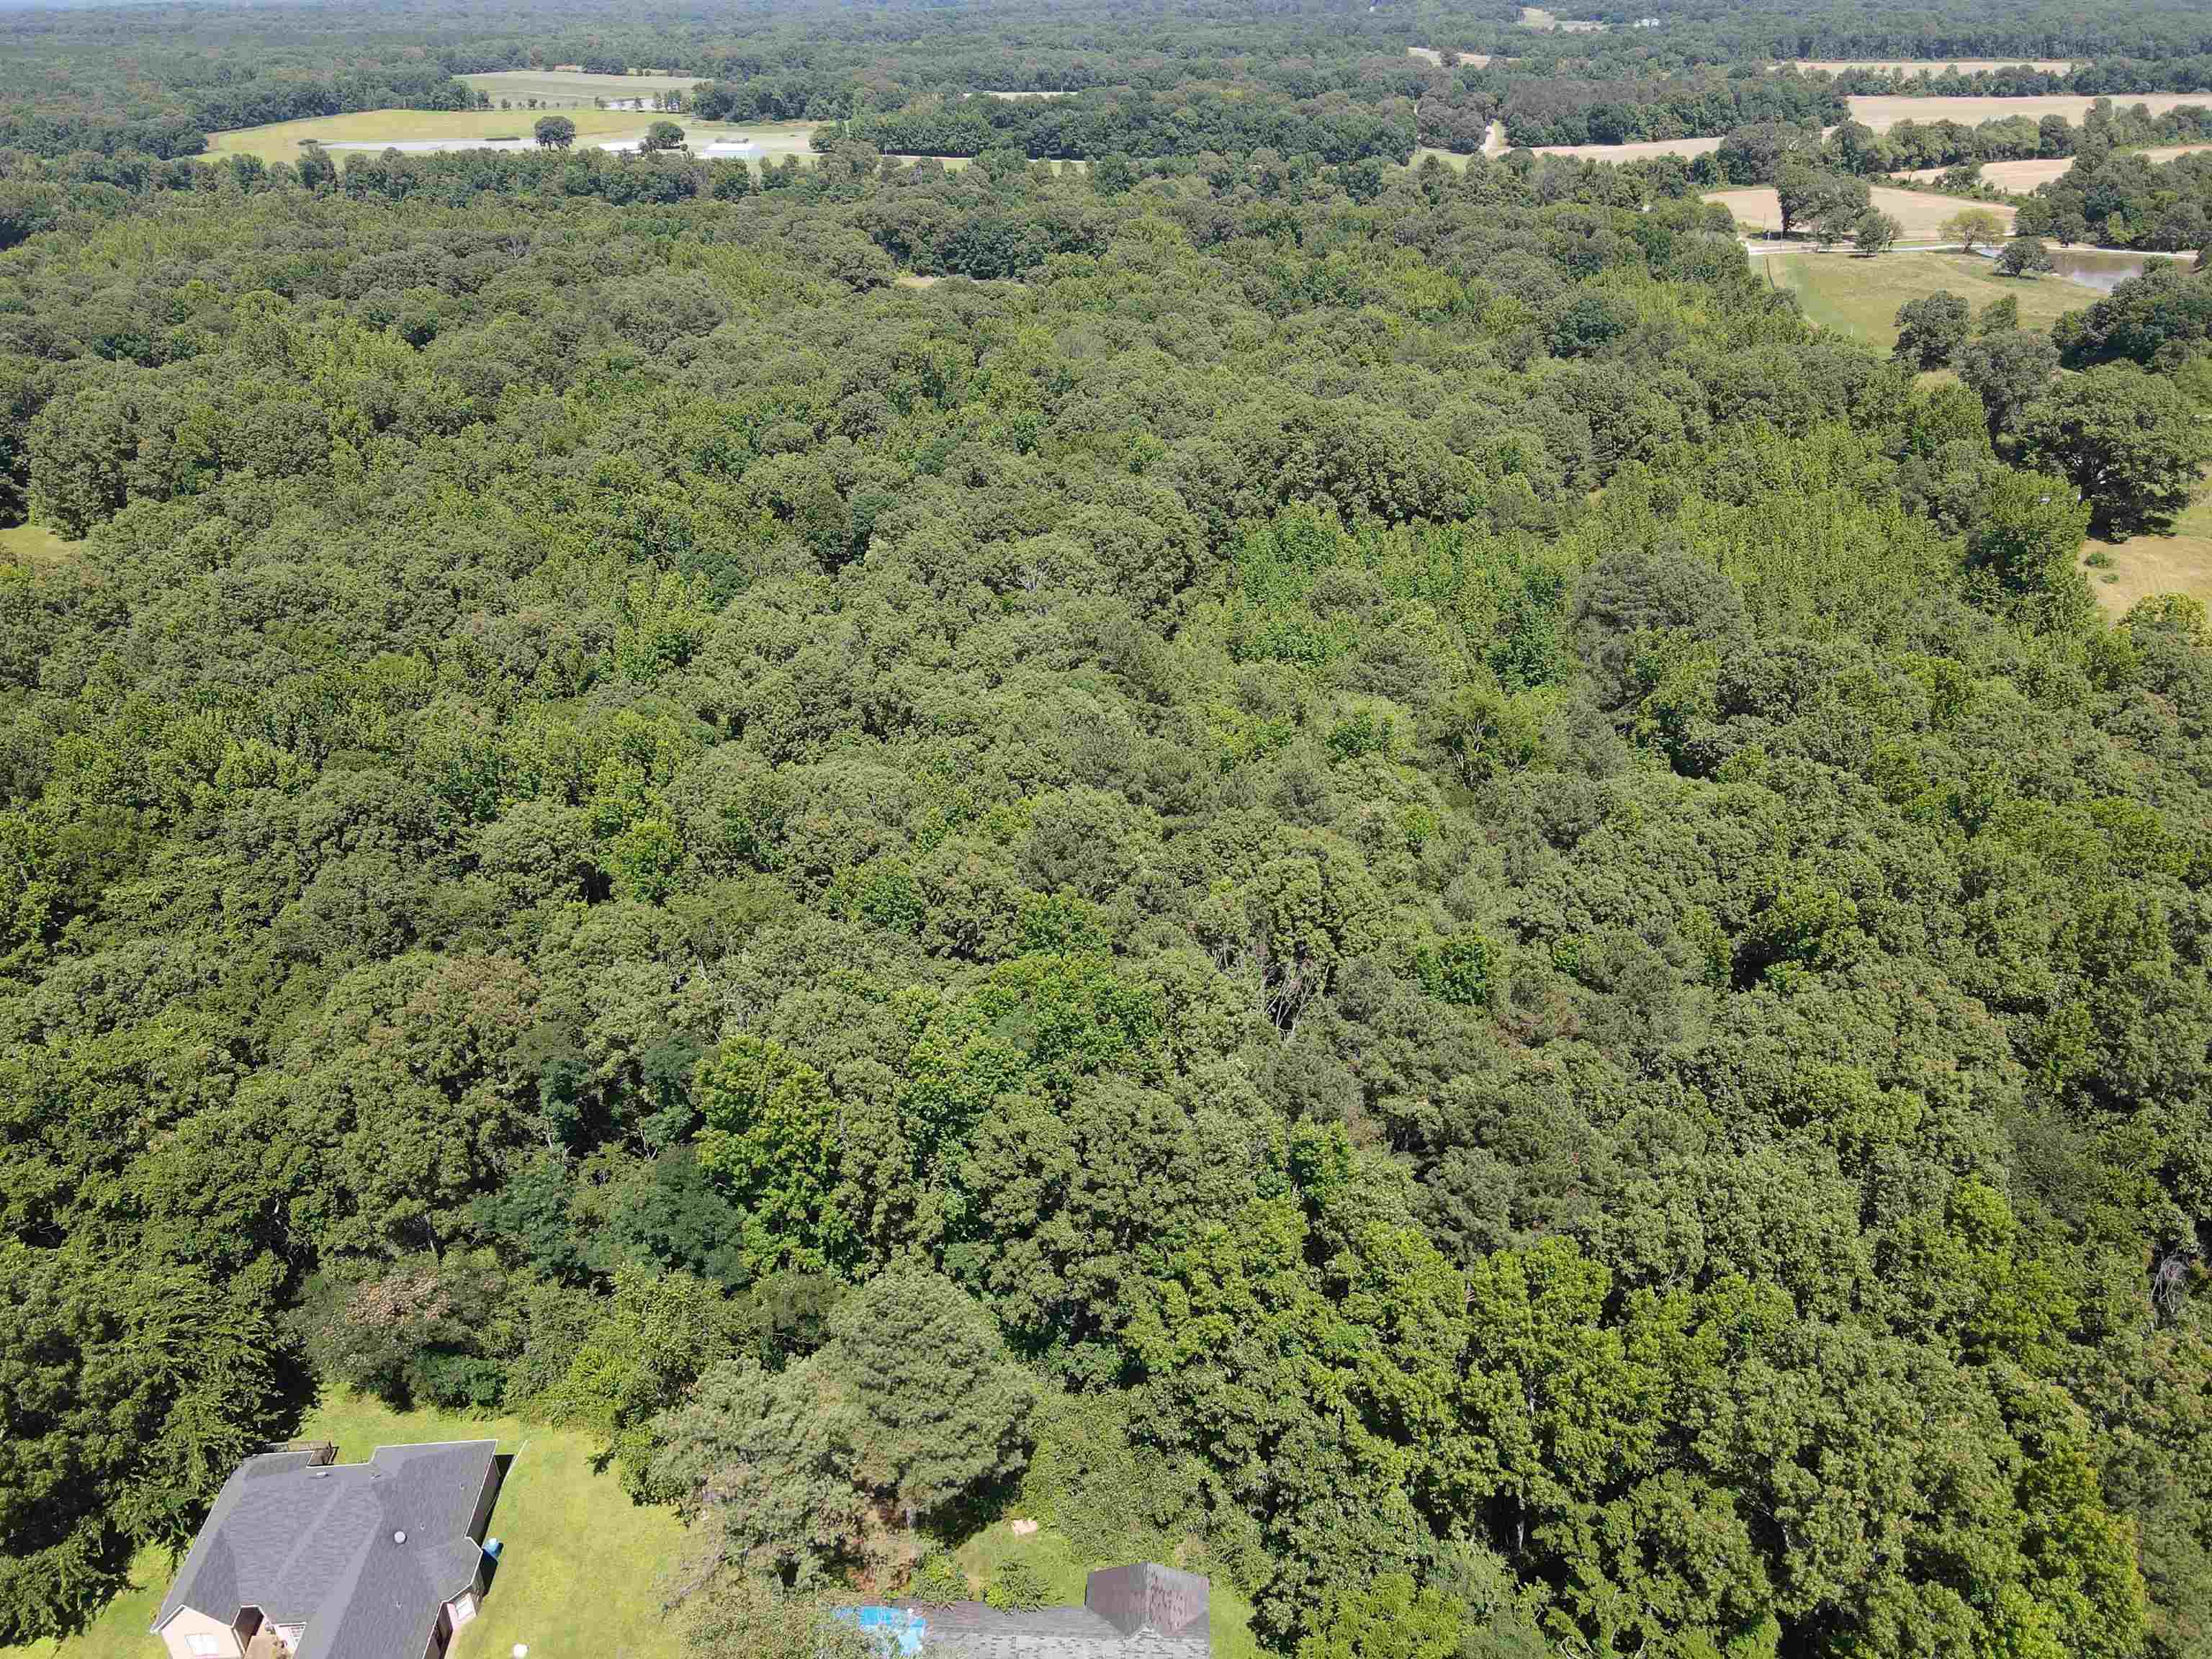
[1761,249,2098,351]
[2,1395,693,1659]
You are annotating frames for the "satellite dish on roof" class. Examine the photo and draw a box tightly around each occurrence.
[393,1530,408,1545]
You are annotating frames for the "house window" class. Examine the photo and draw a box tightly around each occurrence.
[188,1635,225,1656]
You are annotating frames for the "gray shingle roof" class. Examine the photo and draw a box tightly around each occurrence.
[153,1442,498,1659]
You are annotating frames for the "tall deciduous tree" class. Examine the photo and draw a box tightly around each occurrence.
[2018,362,2212,534]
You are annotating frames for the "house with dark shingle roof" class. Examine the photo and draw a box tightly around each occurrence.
[151,1442,502,1659]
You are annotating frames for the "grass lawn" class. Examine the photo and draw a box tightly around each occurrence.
[2084,480,2212,618]
[2,1395,693,1659]
[1761,249,2097,350]
[0,521,72,568]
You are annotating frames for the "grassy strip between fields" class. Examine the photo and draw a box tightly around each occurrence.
[6,1393,1263,1659]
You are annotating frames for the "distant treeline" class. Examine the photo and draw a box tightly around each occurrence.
[1487,69,1845,148]
[843,90,1419,165]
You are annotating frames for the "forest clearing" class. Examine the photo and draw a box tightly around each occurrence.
[1759,248,2102,347]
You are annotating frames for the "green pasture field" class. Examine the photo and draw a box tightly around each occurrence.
[1761,249,2099,350]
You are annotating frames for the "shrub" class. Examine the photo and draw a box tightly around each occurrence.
[985,1558,1052,1611]
[909,1553,970,1605]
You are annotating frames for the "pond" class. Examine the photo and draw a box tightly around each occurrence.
[1976,246,2199,294]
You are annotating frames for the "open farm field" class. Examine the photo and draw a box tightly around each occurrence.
[204,111,822,165]
[975,89,1075,99]
[1760,248,2099,347]
[1847,92,2212,131]
[1898,144,2212,192]
[204,107,654,163]
[1408,46,1492,67]
[1530,134,1722,161]
[1782,59,2072,74]
[1519,7,1606,30]
[461,69,702,103]
[1708,184,2015,239]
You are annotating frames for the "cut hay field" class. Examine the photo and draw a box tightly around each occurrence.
[2085,484,2212,616]
[1899,143,2212,193]
[1759,248,2099,349]
[1519,6,1605,30]
[461,68,702,104]
[1532,134,1722,161]
[1408,46,1493,67]
[204,111,823,166]
[1846,92,2212,132]
[1709,184,2015,240]
[1781,59,2072,74]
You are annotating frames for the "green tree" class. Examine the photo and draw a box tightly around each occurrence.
[642,120,686,153]
[1997,235,2056,277]
[1852,210,1901,256]
[534,114,576,150]
[1942,207,2008,252]
[816,1262,1035,1525]
[694,1033,860,1275]
[1958,328,2059,440]
[1892,292,1969,369]
[2018,362,2212,534]
[0,1249,292,1644]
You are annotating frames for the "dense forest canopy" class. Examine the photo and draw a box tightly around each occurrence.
[5,4,2212,1659]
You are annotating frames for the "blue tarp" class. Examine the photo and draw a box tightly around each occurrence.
[832,1607,928,1656]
